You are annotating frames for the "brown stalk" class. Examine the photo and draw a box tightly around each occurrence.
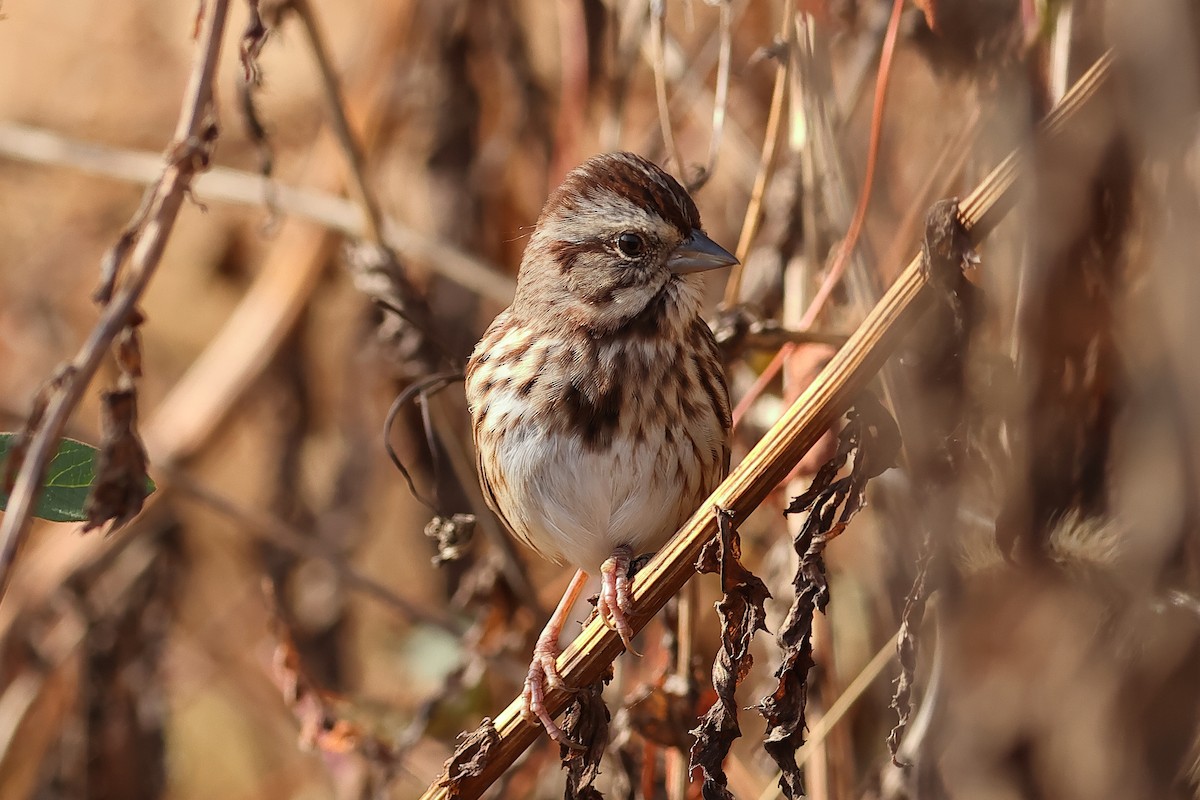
[722,2,794,306]
[695,0,734,191]
[650,0,684,179]
[0,0,231,598]
[417,50,1114,799]
[732,0,909,427]
[796,0,906,331]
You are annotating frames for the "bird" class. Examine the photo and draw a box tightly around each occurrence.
[465,151,735,743]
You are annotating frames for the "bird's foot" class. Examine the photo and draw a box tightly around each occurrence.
[598,545,641,656]
[522,615,584,748]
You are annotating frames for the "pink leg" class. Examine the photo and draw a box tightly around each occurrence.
[597,545,640,656]
[522,568,588,747]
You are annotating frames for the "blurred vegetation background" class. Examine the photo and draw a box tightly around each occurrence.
[2,0,1200,798]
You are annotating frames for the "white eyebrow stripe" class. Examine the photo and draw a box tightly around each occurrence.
[545,191,680,244]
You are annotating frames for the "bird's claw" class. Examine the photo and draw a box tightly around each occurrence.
[599,546,641,656]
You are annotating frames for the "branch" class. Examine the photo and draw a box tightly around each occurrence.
[0,121,516,306]
[0,0,232,598]
[287,0,388,247]
[417,50,1114,800]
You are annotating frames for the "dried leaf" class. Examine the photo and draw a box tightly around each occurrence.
[94,195,155,305]
[758,392,899,798]
[438,718,501,794]
[114,312,145,378]
[239,0,268,83]
[83,389,150,533]
[449,553,527,657]
[272,617,363,754]
[561,671,612,800]
[887,198,981,766]
[266,581,397,768]
[237,0,275,191]
[426,513,478,565]
[887,528,935,764]
[689,507,771,799]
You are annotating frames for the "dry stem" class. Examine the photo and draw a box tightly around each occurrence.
[0,122,515,305]
[650,0,683,179]
[722,2,794,306]
[288,0,388,247]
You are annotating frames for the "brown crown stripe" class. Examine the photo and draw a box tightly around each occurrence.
[548,153,700,237]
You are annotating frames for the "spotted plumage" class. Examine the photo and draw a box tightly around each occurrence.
[464,151,736,742]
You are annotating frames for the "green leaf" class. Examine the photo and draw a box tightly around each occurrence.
[0,434,156,523]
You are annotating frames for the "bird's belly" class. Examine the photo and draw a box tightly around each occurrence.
[491,423,707,571]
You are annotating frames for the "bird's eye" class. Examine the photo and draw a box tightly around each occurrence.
[616,232,645,258]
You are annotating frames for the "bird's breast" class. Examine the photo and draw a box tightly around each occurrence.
[468,328,729,571]
[487,410,720,570]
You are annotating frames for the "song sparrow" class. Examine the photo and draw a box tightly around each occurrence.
[466,152,735,742]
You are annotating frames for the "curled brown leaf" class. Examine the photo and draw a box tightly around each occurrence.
[758,392,899,798]
[887,528,934,765]
[82,388,149,534]
[560,670,612,800]
[688,507,771,799]
[438,719,501,795]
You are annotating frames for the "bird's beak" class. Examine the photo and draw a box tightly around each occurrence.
[667,229,739,274]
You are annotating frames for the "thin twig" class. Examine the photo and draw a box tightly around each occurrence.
[0,0,232,599]
[383,372,464,514]
[417,51,1114,800]
[797,0,905,332]
[625,0,760,183]
[721,2,794,306]
[287,0,387,247]
[141,5,428,466]
[743,328,849,350]
[164,466,463,634]
[650,0,684,178]
[698,0,733,187]
[0,121,516,305]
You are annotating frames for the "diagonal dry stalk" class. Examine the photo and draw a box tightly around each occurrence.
[0,0,231,599]
[418,50,1114,800]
